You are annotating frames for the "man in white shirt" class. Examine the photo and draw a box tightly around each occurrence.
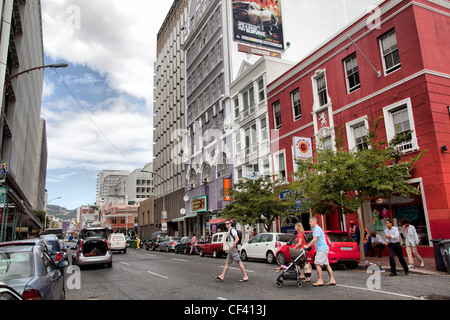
[385,219,409,276]
[370,232,386,258]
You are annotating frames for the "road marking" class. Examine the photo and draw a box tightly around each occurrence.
[220,266,254,273]
[173,258,189,262]
[145,254,156,257]
[147,271,169,280]
[121,262,130,266]
[336,283,425,300]
[217,297,229,300]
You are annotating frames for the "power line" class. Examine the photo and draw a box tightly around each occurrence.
[51,69,140,168]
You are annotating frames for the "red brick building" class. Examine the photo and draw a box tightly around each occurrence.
[267,0,450,247]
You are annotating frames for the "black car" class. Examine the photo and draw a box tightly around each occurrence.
[144,232,168,251]
[174,236,203,254]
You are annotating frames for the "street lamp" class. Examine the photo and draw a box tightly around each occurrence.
[44,197,62,231]
[0,63,69,158]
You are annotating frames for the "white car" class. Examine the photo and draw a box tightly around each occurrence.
[240,233,292,264]
[108,233,127,254]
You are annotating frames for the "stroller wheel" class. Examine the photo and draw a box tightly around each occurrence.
[276,281,284,288]
[297,281,303,288]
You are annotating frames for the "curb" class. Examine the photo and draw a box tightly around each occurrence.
[358,263,447,276]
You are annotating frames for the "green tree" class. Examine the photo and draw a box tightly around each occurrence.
[288,117,426,261]
[222,177,291,232]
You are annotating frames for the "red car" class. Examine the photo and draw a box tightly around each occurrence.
[275,231,360,269]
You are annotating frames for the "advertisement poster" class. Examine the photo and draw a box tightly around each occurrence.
[232,0,284,50]
[293,137,313,160]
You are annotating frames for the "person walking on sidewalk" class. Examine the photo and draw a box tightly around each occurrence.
[385,219,409,276]
[402,219,424,268]
[304,217,336,287]
[215,219,249,283]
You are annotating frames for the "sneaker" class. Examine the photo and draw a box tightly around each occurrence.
[420,261,425,268]
[408,264,414,268]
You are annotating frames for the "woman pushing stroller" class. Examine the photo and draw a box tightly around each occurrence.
[293,223,310,282]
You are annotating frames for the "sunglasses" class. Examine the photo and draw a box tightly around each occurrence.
[225,222,231,225]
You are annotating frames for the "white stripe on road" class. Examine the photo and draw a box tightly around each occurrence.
[173,258,189,262]
[121,262,130,266]
[220,266,254,273]
[147,271,169,280]
[145,254,156,257]
[336,283,425,300]
[217,297,229,300]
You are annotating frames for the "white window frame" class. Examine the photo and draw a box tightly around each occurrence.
[344,53,361,93]
[272,150,287,182]
[291,88,302,121]
[383,98,419,153]
[346,117,370,152]
[273,100,282,130]
[311,69,331,111]
[379,29,401,75]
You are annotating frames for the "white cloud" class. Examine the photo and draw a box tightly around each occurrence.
[41,0,174,104]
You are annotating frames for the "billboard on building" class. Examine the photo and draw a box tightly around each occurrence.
[232,0,284,51]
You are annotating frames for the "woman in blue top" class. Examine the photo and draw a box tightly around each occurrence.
[304,217,336,287]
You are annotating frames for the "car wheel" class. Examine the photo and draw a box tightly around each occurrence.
[199,249,204,257]
[276,252,286,266]
[266,251,275,264]
[257,18,264,31]
[184,248,188,255]
[241,250,248,261]
[213,249,218,258]
[166,246,169,253]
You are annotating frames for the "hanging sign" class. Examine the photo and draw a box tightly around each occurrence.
[293,137,313,160]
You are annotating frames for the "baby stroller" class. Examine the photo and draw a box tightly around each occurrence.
[276,248,309,288]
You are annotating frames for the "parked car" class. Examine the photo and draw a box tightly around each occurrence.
[40,235,65,264]
[240,233,292,264]
[0,283,24,300]
[0,240,68,300]
[199,232,229,258]
[71,237,112,268]
[108,233,127,253]
[144,232,168,251]
[275,231,360,269]
[158,237,182,252]
[174,236,203,254]
[233,1,278,32]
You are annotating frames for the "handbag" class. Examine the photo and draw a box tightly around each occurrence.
[303,262,312,276]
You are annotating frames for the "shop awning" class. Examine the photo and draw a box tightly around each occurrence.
[172,213,198,223]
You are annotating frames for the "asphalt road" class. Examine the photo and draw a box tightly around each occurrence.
[65,246,450,301]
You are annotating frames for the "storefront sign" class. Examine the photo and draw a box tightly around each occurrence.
[192,196,208,214]
[293,137,313,160]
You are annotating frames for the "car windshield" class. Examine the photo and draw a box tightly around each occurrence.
[234,3,250,10]
[277,234,293,242]
[0,252,33,281]
[43,240,60,254]
[328,233,355,243]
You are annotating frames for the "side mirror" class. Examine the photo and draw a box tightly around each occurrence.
[58,260,69,269]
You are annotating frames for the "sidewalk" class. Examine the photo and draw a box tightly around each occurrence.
[359,255,449,276]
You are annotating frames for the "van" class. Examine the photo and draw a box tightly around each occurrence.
[108,233,127,253]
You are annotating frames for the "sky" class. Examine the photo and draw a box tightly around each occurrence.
[41,0,381,210]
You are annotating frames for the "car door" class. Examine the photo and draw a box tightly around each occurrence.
[256,234,273,258]
[245,234,262,258]
[41,250,64,300]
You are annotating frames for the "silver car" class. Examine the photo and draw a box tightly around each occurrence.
[71,238,112,268]
[0,240,68,300]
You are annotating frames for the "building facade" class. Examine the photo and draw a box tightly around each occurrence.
[0,0,46,241]
[153,0,189,237]
[267,0,450,244]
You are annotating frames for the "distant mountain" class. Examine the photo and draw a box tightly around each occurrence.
[47,205,76,221]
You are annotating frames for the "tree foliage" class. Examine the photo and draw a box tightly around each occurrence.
[222,177,291,232]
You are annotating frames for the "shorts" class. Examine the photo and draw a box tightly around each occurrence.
[314,250,330,267]
[226,247,241,264]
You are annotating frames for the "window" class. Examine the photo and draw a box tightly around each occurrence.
[201,163,211,184]
[189,168,196,188]
[260,117,268,141]
[273,101,282,129]
[217,153,229,178]
[234,97,240,119]
[245,124,258,155]
[243,86,255,118]
[291,88,302,120]
[353,123,369,152]
[344,53,360,92]
[322,137,333,151]
[316,74,328,107]
[383,98,418,153]
[277,152,286,181]
[258,79,265,102]
[380,29,401,74]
